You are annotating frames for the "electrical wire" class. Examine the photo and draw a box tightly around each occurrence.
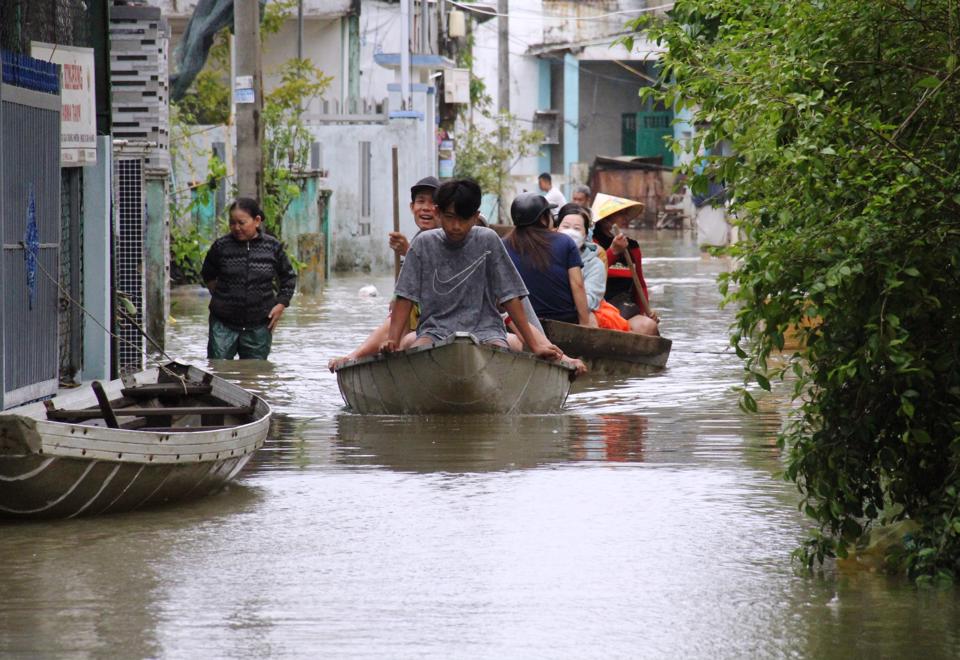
[448,1,675,21]
[24,241,186,384]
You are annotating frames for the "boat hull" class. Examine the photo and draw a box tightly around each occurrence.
[541,320,672,376]
[0,363,270,519]
[335,333,575,414]
[0,452,253,518]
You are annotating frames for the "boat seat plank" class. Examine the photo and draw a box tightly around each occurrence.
[46,405,253,421]
[137,425,232,432]
[120,383,213,399]
[91,381,120,429]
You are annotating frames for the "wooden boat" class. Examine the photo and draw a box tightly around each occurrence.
[0,362,270,519]
[335,332,576,414]
[541,319,672,376]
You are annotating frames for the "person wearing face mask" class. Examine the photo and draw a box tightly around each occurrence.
[554,204,604,325]
[554,203,649,334]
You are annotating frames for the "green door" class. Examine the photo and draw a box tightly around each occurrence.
[621,113,637,156]
[621,111,674,166]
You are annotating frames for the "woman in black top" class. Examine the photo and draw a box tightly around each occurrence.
[200,198,297,359]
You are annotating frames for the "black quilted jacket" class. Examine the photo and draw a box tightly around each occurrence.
[200,230,297,329]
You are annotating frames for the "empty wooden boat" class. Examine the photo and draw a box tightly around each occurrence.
[541,320,672,376]
[335,333,576,414]
[0,362,270,519]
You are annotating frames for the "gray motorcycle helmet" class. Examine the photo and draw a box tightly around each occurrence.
[510,193,556,227]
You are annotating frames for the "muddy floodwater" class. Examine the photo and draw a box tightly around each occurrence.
[2,231,959,658]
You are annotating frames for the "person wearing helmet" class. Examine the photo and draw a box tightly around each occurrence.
[503,193,590,326]
[380,179,563,361]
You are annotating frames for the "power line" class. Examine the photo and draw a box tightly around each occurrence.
[448,1,676,21]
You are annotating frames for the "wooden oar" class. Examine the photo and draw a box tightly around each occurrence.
[611,225,657,321]
[391,146,401,279]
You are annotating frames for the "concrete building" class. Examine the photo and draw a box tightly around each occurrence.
[0,0,116,408]
[157,0,700,275]
[468,0,672,202]
[154,0,451,272]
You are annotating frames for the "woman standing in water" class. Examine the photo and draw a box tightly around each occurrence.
[201,197,297,359]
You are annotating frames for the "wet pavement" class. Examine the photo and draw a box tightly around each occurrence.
[1,230,958,658]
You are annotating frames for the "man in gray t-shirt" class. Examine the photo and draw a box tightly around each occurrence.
[382,179,562,361]
[395,225,526,344]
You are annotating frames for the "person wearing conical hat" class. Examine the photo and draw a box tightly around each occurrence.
[590,193,659,336]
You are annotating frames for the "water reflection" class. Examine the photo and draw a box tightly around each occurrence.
[2,231,958,657]
[569,414,647,462]
[331,413,647,473]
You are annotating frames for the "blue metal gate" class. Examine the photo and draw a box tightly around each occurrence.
[0,52,61,409]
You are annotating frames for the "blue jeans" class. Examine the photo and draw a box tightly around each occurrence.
[207,316,273,359]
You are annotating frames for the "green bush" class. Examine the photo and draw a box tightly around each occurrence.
[635,0,960,581]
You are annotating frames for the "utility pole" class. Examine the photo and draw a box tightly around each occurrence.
[497,0,510,221]
[498,0,509,114]
[297,0,304,61]
[235,0,264,201]
[400,0,411,110]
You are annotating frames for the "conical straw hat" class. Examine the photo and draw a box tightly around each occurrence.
[591,193,644,222]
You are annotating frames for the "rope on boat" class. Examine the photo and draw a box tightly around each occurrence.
[24,242,189,392]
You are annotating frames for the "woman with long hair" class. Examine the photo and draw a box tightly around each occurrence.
[503,193,590,325]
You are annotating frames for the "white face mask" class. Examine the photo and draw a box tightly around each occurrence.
[558,227,585,248]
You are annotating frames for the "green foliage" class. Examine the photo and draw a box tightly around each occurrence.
[637,0,960,580]
[170,10,331,275]
[166,152,223,285]
[170,221,210,284]
[262,58,332,246]
[175,69,230,125]
[453,111,543,209]
[261,0,297,39]
[172,0,296,127]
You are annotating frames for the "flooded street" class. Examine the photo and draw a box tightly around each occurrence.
[2,231,958,658]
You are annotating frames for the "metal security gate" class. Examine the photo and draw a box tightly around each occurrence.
[114,156,145,375]
[0,52,61,409]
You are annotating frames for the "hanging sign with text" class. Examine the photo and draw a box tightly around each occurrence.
[30,42,98,166]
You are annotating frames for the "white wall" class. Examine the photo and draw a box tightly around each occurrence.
[467,0,546,202]
[310,118,430,271]
[465,0,667,197]
[261,18,344,116]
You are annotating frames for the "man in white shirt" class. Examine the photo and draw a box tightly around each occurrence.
[538,172,566,213]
